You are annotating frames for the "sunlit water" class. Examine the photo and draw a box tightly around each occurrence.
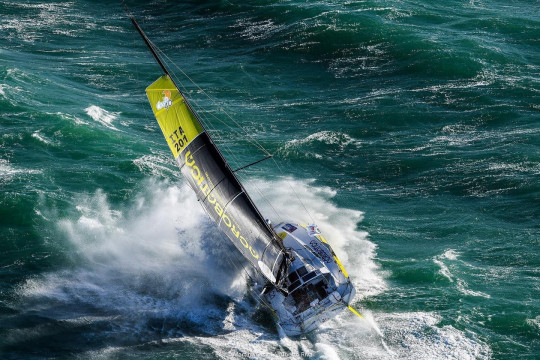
[1,1,538,359]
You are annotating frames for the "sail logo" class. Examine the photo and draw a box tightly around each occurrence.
[184,151,260,261]
[309,240,332,264]
[156,90,173,110]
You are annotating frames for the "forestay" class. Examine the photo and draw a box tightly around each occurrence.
[146,75,287,285]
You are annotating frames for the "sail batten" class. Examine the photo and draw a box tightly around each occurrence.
[145,75,286,285]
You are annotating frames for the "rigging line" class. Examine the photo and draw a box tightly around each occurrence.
[130,16,308,233]
[154,57,247,171]
[165,68,276,206]
[197,104,309,224]
[146,33,314,224]
[148,46,252,169]
[128,14,286,298]
[131,28,258,231]
[144,46,277,212]
[149,47,235,130]
[154,47,271,156]
[271,157,315,224]
[182,100,248,174]
[197,108,267,160]
[120,0,132,17]
[244,180,280,221]
[165,72,270,161]
[132,69,279,314]
[131,28,168,162]
[160,66,286,222]
[165,62,314,224]
[163,61,271,158]
[233,155,273,173]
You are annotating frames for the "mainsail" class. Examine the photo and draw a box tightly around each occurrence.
[130,16,360,336]
[145,73,287,285]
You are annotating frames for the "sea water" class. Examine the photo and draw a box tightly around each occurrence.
[0,1,538,359]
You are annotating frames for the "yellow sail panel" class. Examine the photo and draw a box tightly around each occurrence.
[145,75,204,158]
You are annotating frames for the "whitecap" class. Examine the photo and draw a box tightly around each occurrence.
[526,316,540,331]
[280,131,362,159]
[32,131,56,146]
[53,111,87,125]
[14,178,494,359]
[85,105,120,131]
[234,18,284,41]
[133,154,177,178]
[0,158,41,181]
[457,279,491,298]
[433,250,466,284]
[442,249,460,260]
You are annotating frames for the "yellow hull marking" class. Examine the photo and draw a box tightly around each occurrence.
[333,253,349,278]
[348,306,364,319]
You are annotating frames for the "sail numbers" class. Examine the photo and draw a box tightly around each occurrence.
[169,126,188,153]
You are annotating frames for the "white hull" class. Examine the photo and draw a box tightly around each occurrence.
[263,222,356,336]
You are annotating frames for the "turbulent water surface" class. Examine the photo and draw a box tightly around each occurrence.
[1,1,538,359]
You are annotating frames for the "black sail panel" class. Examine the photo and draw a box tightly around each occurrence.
[146,76,286,284]
[175,128,285,284]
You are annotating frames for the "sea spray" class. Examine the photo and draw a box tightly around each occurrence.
[1,0,537,357]
[247,177,387,298]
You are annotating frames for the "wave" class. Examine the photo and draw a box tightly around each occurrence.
[0,159,41,183]
[85,105,121,131]
[278,131,363,160]
[5,177,490,358]
[433,249,491,299]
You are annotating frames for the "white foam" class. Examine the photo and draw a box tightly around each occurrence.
[85,105,120,131]
[246,177,386,298]
[526,316,540,331]
[0,159,41,181]
[457,279,491,298]
[386,312,490,359]
[433,250,490,298]
[314,342,341,360]
[315,311,491,359]
[133,154,177,178]
[488,162,540,175]
[279,131,362,159]
[433,249,460,282]
[442,249,460,260]
[15,178,490,359]
[0,81,27,107]
[434,258,454,282]
[235,18,283,41]
[32,131,56,146]
[0,2,85,44]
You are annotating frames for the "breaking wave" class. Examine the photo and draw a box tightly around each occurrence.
[85,105,120,131]
[278,131,363,160]
[6,177,490,358]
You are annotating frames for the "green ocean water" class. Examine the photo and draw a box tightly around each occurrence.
[1,0,538,359]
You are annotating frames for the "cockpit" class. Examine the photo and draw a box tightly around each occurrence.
[286,265,334,315]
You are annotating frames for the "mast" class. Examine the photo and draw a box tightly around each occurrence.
[130,17,170,77]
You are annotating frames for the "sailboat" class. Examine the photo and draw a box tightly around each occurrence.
[131,17,358,336]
